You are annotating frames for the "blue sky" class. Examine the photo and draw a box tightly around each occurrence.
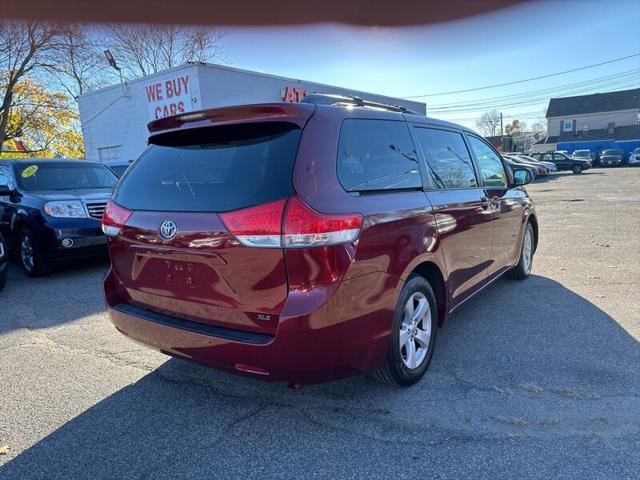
[222,0,640,130]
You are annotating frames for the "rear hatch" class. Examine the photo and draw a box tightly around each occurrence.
[108,114,310,336]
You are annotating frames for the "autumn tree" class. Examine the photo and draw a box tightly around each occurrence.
[4,78,83,158]
[0,21,62,148]
[475,110,501,137]
[504,119,527,137]
[101,24,225,79]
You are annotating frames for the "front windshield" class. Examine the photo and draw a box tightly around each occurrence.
[15,162,118,191]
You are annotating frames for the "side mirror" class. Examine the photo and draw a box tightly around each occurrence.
[0,184,12,196]
[512,168,533,186]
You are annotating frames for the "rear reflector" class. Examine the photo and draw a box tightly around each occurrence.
[221,197,362,248]
[102,200,132,237]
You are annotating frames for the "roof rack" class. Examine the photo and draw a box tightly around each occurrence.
[301,93,423,116]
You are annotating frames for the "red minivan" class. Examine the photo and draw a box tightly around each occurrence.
[103,97,537,386]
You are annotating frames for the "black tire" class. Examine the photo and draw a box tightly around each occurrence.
[0,262,7,291]
[0,237,7,291]
[18,229,52,277]
[571,164,583,174]
[507,222,534,280]
[372,275,438,386]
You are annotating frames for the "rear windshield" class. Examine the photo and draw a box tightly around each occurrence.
[573,151,590,156]
[113,122,301,212]
[15,162,117,191]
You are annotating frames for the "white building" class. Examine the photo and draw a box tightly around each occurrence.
[78,62,426,162]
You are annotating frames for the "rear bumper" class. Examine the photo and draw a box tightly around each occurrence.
[104,268,394,384]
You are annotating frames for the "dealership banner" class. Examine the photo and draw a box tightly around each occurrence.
[145,73,199,121]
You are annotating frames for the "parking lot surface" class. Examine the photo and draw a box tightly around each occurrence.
[1,168,639,479]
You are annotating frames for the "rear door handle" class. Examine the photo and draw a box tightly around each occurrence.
[480,196,490,210]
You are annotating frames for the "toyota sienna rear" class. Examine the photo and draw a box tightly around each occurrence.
[104,100,537,385]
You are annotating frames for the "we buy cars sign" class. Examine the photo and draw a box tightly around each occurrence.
[145,73,196,121]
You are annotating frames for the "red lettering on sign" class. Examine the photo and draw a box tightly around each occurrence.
[282,86,307,103]
[165,80,174,98]
[146,83,164,102]
[177,101,185,113]
[180,76,189,94]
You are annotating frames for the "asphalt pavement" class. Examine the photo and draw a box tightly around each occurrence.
[1,167,639,479]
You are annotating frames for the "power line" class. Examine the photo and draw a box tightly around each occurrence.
[428,78,640,113]
[428,70,639,109]
[405,53,640,98]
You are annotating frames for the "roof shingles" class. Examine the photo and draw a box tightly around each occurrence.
[546,88,640,118]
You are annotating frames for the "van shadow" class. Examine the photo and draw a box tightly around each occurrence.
[2,275,639,478]
[0,257,109,334]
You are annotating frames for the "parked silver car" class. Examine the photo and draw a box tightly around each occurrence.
[511,153,558,173]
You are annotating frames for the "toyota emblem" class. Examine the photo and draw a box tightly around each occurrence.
[159,220,178,240]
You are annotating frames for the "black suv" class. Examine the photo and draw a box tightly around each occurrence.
[0,159,117,276]
[530,151,591,174]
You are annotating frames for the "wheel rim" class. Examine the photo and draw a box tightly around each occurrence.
[20,235,35,272]
[399,292,432,369]
[522,228,533,273]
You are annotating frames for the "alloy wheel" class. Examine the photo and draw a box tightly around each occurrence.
[20,235,35,272]
[399,292,432,369]
[522,228,533,274]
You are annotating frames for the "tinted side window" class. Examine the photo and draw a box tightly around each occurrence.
[337,119,421,192]
[553,154,566,161]
[413,127,477,189]
[467,136,508,188]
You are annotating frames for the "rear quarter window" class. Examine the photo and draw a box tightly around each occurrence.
[113,122,302,212]
[337,119,421,193]
[412,127,478,189]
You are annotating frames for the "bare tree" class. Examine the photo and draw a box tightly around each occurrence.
[101,24,225,79]
[44,24,107,100]
[531,120,547,141]
[0,21,62,147]
[475,110,501,137]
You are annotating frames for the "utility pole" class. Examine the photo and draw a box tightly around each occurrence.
[500,112,505,152]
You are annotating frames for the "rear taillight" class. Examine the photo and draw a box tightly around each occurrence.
[102,200,132,237]
[282,197,362,247]
[220,199,286,248]
[221,197,362,248]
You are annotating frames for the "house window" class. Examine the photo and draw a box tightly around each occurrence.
[98,146,122,162]
[562,120,573,133]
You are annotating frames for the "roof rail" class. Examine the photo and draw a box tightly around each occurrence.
[301,93,423,116]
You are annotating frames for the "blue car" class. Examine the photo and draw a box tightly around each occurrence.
[0,159,118,276]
